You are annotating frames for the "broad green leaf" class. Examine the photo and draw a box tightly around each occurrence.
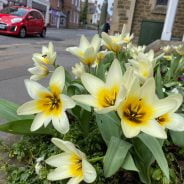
[0,99,32,121]
[0,119,55,135]
[138,134,169,180]
[133,138,154,184]
[96,113,121,145]
[103,136,132,177]
[122,153,139,172]
[170,130,184,147]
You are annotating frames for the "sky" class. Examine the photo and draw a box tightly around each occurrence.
[85,0,114,15]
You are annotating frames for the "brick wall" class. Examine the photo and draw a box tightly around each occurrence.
[111,0,184,42]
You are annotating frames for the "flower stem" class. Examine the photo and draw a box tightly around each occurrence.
[88,156,104,163]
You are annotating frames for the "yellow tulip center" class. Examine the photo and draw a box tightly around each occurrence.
[97,86,119,108]
[121,96,154,126]
[70,154,83,177]
[41,54,49,64]
[156,113,170,126]
[36,85,62,116]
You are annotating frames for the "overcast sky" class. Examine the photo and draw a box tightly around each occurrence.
[86,0,114,15]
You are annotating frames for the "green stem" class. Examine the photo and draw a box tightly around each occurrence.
[88,156,104,163]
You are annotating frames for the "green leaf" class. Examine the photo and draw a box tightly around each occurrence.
[0,119,55,135]
[103,136,132,177]
[138,134,169,180]
[122,153,139,172]
[0,99,33,121]
[96,113,121,145]
[155,67,164,98]
[170,130,184,147]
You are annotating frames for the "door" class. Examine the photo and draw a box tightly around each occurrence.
[138,20,164,45]
[26,11,37,33]
[34,11,44,33]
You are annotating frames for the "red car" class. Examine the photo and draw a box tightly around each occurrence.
[0,6,46,38]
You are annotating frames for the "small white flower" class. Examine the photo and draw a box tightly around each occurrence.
[17,67,75,134]
[117,78,178,139]
[46,138,97,184]
[101,24,134,53]
[155,94,184,132]
[72,62,86,79]
[33,42,57,65]
[66,35,101,65]
[28,61,49,81]
[173,44,184,56]
[73,59,136,114]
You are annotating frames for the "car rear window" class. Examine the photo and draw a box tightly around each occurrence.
[0,7,28,17]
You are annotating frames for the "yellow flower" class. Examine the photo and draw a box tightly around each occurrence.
[92,50,110,67]
[28,61,49,81]
[17,67,75,134]
[72,62,86,79]
[46,138,96,184]
[72,59,127,113]
[161,45,172,53]
[155,94,184,131]
[117,78,177,139]
[32,42,57,65]
[128,44,146,58]
[129,50,155,82]
[101,25,133,53]
[66,35,101,65]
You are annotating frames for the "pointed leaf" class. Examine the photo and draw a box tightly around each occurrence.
[96,113,121,145]
[170,130,184,147]
[103,136,132,177]
[138,134,169,180]
[0,119,55,135]
[122,153,139,172]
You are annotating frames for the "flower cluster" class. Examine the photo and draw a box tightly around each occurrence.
[11,28,184,183]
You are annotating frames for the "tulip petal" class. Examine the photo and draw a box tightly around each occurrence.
[101,32,112,46]
[17,100,40,115]
[30,113,48,131]
[141,120,167,139]
[47,166,71,181]
[79,35,90,49]
[67,176,83,184]
[25,79,49,99]
[82,159,97,183]
[51,138,80,156]
[91,34,101,53]
[139,78,155,103]
[84,47,95,64]
[52,112,69,134]
[95,105,117,114]
[61,94,76,109]
[166,113,184,131]
[154,98,177,117]
[66,47,84,60]
[72,95,97,108]
[46,153,70,167]
[121,121,140,138]
[43,117,51,127]
[106,59,123,87]
[81,73,105,96]
[49,66,65,92]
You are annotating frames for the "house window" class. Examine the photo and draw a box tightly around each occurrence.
[156,0,168,5]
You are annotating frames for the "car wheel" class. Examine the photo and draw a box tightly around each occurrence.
[40,28,46,38]
[19,27,26,38]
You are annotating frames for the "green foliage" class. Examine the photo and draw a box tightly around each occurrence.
[103,136,132,177]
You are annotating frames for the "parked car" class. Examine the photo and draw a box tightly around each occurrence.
[0,6,46,38]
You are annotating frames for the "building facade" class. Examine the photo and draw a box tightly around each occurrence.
[92,0,101,24]
[63,0,80,28]
[49,0,66,28]
[0,0,7,10]
[111,0,184,44]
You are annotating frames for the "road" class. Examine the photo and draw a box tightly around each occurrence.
[0,28,96,104]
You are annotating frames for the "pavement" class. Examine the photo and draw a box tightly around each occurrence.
[0,28,96,182]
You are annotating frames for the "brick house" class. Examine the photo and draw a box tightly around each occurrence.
[63,0,80,28]
[111,0,184,45]
[49,0,66,28]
